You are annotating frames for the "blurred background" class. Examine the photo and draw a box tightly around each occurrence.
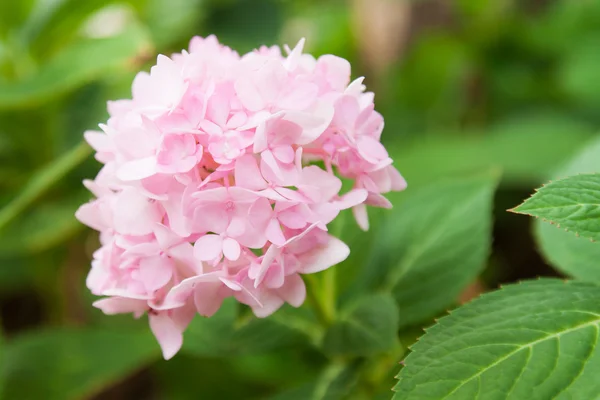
[0,0,599,398]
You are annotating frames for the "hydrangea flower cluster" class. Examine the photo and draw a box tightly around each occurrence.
[76,36,406,359]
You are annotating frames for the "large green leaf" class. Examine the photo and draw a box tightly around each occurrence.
[323,294,399,358]
[514,174,600,242]
[533,137,600,282]
[0,328,159,400]
[0,24,151,109]
[352,171,498,328]
[394,279,600,400]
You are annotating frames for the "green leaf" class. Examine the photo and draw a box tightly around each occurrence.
[389,113,595,188]
[0,141,91,231]
[559,33,600,108]
[352,171,498,328]
[268,363,358,400]
[533,137,600,283]
[143,0,206,48]
[0,24,151,109]
[323,294,399,357]
[19,0,144,57]
[0,328,159,400]
[394,279,600,400]
[513,174,600,242]
[182,299,306,357]
[0,190,88,256]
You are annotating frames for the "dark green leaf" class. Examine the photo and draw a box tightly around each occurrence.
[323,294,399,357]
[268,363,358,400]
[394,279,600,400]
[355,171,498,328]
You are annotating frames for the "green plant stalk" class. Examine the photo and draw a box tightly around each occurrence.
[0,140,91,231]
[305,274,332,327]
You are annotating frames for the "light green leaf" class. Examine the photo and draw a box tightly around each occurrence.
[0,328,159,400]
[394,279,600,400]
[390,113,595,188]
[323,294,399,357]
[0,190,88,256]
[19,0,144,57]
[352,171,498,328]
[143,0,205,48]
[0,24,151,109]
[559,33,600,108]
[514,174,600,242]
[533,137,600,282]
[0,142,91,231]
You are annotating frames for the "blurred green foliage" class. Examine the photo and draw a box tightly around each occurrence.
[0,0,599,398]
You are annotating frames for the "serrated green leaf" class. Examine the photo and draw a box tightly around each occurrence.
[323,294,399,357]
[352,171,498,328]
[394,279,600,400]
[514,174,600,242]
[533,137,600,282]
[0,24,151,109]
[0,328,159,400]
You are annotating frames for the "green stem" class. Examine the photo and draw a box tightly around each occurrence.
[305,274,332,327]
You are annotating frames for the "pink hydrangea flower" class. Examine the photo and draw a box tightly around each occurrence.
[77,36,406,359]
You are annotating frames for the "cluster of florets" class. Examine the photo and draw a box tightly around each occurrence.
[76,36,405,359]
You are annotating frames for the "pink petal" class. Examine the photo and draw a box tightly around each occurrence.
[357,136,389,164]
[266,218,286,246]
[194,282,225,317]
[298,235,350,274]
[272,145,295,164]
[194,234,223,261]
[353,203,369,231]
[222,237,241,261]
[117,157,156,181]
[93,297,146,316]
[149,313,183,360]
[276,274,306,307]
[138,256,173,292]
[333,189,368,210]
[235,77,265,112]
[234,154,268,191]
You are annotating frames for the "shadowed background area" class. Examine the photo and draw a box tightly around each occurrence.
[0,0,599,398]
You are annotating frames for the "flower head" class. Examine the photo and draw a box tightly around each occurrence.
[77,36,406,359]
